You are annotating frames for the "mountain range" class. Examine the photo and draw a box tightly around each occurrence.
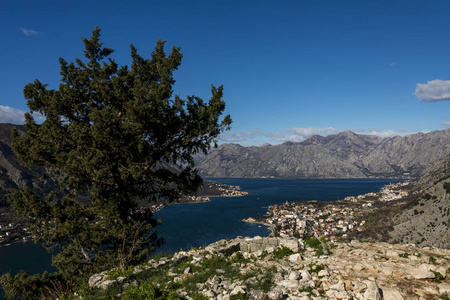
[195,129,450,179]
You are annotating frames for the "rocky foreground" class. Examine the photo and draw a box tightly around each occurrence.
[88,236,450,299]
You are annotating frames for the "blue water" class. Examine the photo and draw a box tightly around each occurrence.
[154,178,402,253]
[0,178,402,276]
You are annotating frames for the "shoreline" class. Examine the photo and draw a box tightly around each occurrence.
[0,236,34,249]
[241,217,275,237]
[150,181,250,213]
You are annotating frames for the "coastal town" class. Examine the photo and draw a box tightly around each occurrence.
[0,210,32,247]
[244,181,413,242]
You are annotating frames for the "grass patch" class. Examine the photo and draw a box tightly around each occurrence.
[431,270,444,283]
[122,282,181,300]
[299,286,316,297]
[273,246,294,259]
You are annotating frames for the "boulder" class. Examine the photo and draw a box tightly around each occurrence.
[382,288,404,300]
[363,280,382,300]
[288,253,302,263]
[407,264,436,279]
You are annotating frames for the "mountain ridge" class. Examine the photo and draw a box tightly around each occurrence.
[195,129,450,179]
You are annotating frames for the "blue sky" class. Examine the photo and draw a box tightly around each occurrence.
[2,0,450,145]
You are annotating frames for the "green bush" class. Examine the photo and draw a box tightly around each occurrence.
[273,246,294,259]
[201,254,227,269]
[230,252,250,264]
[245,266,276,293]
[299,286,316,297]
[230,292,249,300]
[431,270,444,283]
[430,256,437,264]
[107,266,134,280]
[308,263,325,274]
[305,237,321,249]
[122,283,181,300]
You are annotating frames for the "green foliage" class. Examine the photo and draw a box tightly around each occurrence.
[192,294,209,300]
[244,266,276,293]
[305,236,321,249]
[0,271,71,300]
[308,263,325,274]
[6,27,231,298]
[273,246,294,259]
[107,266,134,280]
[200,254,228,269]
[398,252,410,258]
[440,293,450,300]
[431,270,444,283]
[304,236,331,257]
[230,292,250,300]
[230,251,250,264]
[122,283,181,300]
[430,256,437,264]
[299,286,316,297]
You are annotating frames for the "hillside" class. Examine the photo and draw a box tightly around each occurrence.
[85,236,450,299]
[195,129,450,179]
[0,124,60,205]
[388,150,450,248]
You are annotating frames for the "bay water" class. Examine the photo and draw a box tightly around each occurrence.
[0,178,403,276]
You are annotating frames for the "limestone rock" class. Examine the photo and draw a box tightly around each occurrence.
[363,280,382,300]
[408,264,437,279]
[382,288,404,300]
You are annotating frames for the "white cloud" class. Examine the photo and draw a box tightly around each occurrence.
[442,121,450,128]
[389,61,399,67]
[287,127,338,137]
[0,106,27,124]
[219,129,263,143]
[0,106,44,124]
[354,129,407,138]
[20,27,39,36]
[414,79,450,101]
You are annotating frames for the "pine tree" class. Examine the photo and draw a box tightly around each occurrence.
[3,27,231,296]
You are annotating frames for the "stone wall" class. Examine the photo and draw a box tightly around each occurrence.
[208,236,303,254]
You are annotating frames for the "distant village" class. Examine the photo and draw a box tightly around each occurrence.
[244,181,412,241]
[0,213,32,247]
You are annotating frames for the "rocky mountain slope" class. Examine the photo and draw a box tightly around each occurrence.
[195,129,450,179]
[87,236,450,299]
[388,150,450,248]
[0,124,60,205]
